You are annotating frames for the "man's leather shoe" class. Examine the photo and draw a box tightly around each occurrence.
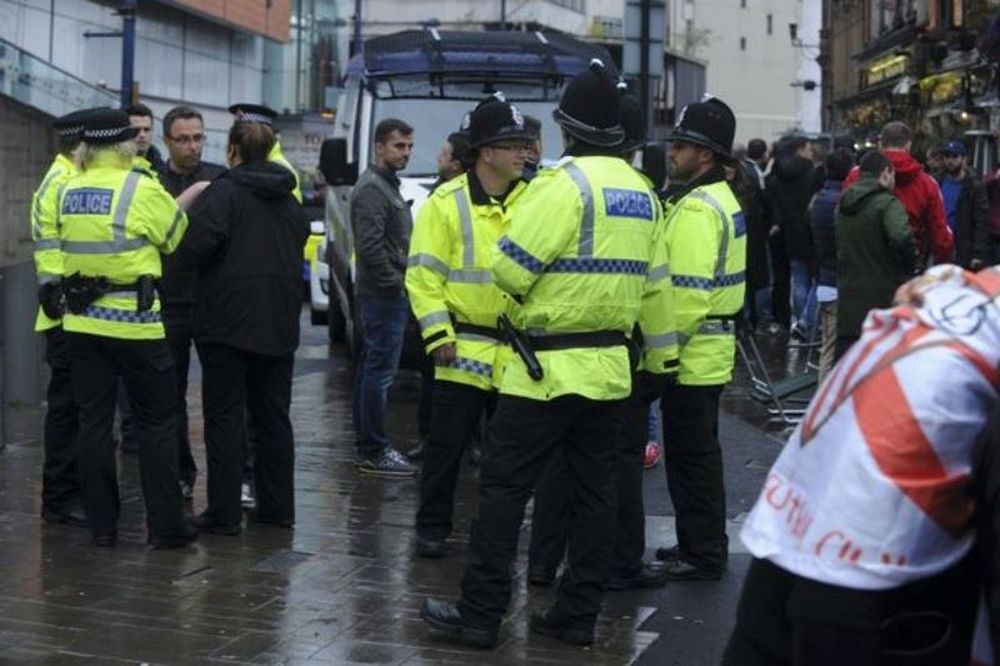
[530,609,594,646]
[93,533,117,547]
[660,558,723,581]
[605,563,669,591]
[188,512,240,536]
[151,524,199,550]
[421,598,497,648]
[527,565,556,588]
[416,537,448,558]
[42,504,89,528]
[655,544,681,562]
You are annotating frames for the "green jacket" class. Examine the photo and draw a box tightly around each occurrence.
[835,175,916,338]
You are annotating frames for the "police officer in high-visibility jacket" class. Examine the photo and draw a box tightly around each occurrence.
[526,89,680,590]
[421,59,678,649]
[406,94,532,559]
[32,108,96,529]
[649,96,746,581]
[228,103,302,203]
[57,109,197,549]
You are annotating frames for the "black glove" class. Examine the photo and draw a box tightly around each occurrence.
[37,282,63,320]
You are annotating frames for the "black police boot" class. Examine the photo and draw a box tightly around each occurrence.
[530,608,594,646]
[421,598,497,649]
[188,511,241,536]
[605,563,669,591]
[42,503,89,528]
[659,558,724,581]
[151,523,199,550]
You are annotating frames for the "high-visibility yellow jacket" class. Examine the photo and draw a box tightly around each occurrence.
[406,173,528,390]
[664,178,746,386]
[269,141,302,203]
[31,153,76,332]
[490,155,675,401]
[57,152,189,340]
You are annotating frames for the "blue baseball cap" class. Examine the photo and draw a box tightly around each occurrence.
[940,139,967,156]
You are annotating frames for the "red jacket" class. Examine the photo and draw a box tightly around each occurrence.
[843,150,954,266]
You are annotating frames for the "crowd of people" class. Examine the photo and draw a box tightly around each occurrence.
[27,58,1000,661]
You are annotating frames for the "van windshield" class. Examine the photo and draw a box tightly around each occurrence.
[370,78,567,177]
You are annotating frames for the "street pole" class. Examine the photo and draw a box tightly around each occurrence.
[639,0,650,133]
[353,0,363,56]
[501,0,507,27]
[120,0,136,108]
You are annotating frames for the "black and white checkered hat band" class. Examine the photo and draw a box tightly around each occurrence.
[58,125,85,138]
[84,126,132,140]
[236,112,273,125]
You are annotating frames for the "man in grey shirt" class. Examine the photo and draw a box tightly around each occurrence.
[351,118,417,477]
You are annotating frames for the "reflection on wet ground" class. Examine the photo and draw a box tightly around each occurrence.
[0,318,804,664]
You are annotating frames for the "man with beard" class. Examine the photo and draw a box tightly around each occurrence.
[935,139,989,270]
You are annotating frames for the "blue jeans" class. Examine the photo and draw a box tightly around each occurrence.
[352,295,409,459]
[647,398,662,445]
[789,260,817,336]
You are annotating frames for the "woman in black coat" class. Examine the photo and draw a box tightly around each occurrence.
[179,121,309,533]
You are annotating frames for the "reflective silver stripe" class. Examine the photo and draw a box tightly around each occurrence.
[688,189,730,280]
[644,331,679,349]
[419,310,451,330]
[34,238,60,251]
[32,168,64,238]
[454,189,475,267]
[456,331,499,344]
[37,273,60,285]
[678,331,691,347]
[113,172,142,245]
[448,268,493,283]
[61,238,150,254]
[164,209,184,245]
[698,319,734,335]
[408,253,450,277]
[647,264,670,282]
[564,162,595,258]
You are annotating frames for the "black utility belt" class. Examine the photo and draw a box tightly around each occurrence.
[526,330,629,352]
[63,273,157,314]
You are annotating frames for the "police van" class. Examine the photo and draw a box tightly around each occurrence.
[314,28,614,363]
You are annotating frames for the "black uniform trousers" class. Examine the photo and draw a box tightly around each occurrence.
[197,342,295,527]
[67,332,187,539]
[458,394,624,631]
[528,392,648,580]
[722,556,979,666]
[661,383,727,570]
[162,303,198,486]
[41,327,81,511]
[416,380,495,540]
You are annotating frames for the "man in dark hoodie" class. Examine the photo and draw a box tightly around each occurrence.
[809,148,853,381]
[843,122,952,268]
[767,135,817,340]
[935,139,989,270]
[835,151,915,359]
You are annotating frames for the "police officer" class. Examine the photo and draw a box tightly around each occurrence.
[421,60,677,648]
[650,96,746,580]
[32,108,96,528]
[406,94,532,558]
[58,109,197,549]
[526,89,679,590]
[228,103,302,203]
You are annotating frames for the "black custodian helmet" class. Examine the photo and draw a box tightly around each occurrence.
[553,59,624,148]
[668,95,736,158]
[465,93,535,148]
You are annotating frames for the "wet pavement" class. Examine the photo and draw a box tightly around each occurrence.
[0,312,808,665]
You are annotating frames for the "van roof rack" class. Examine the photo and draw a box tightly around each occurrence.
[354,29,615,79]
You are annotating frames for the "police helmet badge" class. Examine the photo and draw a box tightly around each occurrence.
[510,104,525,129]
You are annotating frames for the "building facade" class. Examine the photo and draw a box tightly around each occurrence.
[822,0,997,159]
[666,0,810,145]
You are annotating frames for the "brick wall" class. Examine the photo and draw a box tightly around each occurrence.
[169,0,292,42]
